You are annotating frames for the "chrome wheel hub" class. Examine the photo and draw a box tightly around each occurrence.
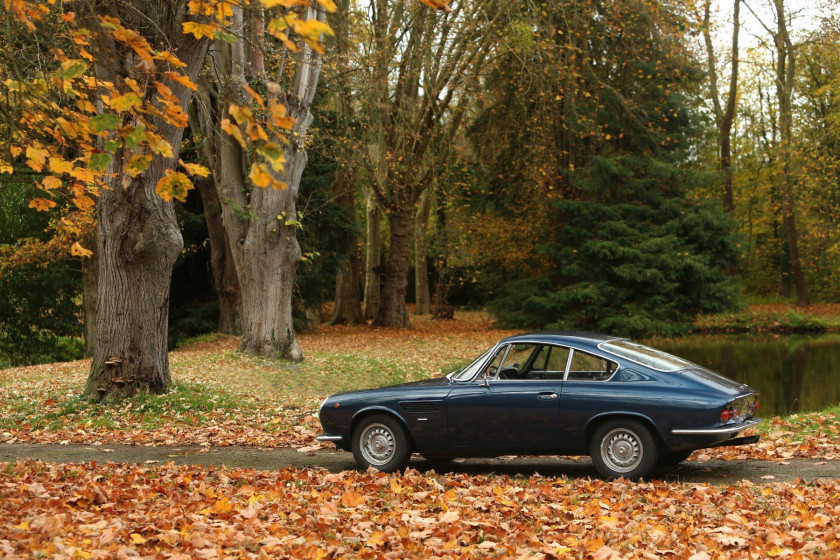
[360,423,396,466]
[601,428,642,473]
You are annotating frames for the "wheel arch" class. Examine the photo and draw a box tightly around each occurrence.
[350,406,417,452]
[584,412,664,454]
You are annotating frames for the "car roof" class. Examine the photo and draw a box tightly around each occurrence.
[500,331,624,350]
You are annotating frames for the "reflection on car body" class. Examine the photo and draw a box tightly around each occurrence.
[317,331,761,479]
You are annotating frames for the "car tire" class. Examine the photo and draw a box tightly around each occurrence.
[351,414,411,473]
[657,449,694,468]
[590,419,658,479]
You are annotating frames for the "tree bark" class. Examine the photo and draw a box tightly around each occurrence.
[772,0,809,306]
[414,187,432,315]
[330,168,363,325]
[195,176,241,334]
[363,189,382,321]
[81,227,98,358]
[374,207,412,327]
[83,4,209,401]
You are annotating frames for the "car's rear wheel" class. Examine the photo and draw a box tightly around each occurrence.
[351,414,411,473]
[590,419,658,479]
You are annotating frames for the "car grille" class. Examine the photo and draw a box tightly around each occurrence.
[399,401,438,414]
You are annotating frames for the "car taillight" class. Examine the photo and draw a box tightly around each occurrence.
[720,406,736,422]
[752,400,759,413]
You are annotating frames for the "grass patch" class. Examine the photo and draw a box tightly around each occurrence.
[693,306,840,334]
[0,381,252,432]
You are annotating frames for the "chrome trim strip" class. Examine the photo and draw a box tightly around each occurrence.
[672,418,762,435]
[316,435,343,442]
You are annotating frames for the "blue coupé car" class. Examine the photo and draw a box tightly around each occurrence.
[317,332,761,479]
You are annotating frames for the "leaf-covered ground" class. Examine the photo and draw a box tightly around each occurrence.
[1,312,840,462]
[2,460,839,559]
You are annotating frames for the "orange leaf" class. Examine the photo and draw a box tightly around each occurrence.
[340,491,365,508]
[221,119,246,149]
[70,242,94,257]
[164,71,198,91]
[270,101,296,129]
[41,176,62,190]
[29,198,57,212]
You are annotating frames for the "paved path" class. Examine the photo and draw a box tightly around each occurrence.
[1,443,838,484]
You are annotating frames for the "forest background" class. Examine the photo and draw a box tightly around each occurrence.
[0,0,838,379]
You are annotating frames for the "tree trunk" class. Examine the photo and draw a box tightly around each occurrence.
[83,7,209,401]
[363,189,382,321]
[84,156,185,400]
[195,176,241,334]
[330,169,363,325]
[81,227,98,358]
[374,207,412,327]
[773,0,809,306]
[414,187,432,315]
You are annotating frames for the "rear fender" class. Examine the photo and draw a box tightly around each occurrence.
[583,412,664,453]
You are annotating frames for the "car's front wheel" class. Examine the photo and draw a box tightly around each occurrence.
[590,419,658,479]
[351,414,411,473]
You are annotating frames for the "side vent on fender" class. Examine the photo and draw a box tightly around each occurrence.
[399,401,439,414]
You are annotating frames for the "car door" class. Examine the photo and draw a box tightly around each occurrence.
[556,348,620,451]
[446,343,565,454]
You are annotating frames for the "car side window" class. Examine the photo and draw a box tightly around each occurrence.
[482,346,508,379]
[566,350,617,381]
[528,345,570,380]
[498,343,539,379]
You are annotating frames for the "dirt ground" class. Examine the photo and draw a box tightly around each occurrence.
[1,443,837,485]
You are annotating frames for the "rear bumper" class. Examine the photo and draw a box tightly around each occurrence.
[671,418,761,435]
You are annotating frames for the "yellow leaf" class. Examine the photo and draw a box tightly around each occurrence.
[228,104,254,125]
[260,0,298,7]
[41,176,62,190]
[366,531,386,547]
[156,51,188,68]
[50,157,74,175]
[146,132,174,158]
[210,497,233,514]
[221,119,246,149]
[390,479,404,494]
[70,242,93,257]
[290,18,334,41]
[182,21,218,40]
[108,92,144,112]
[180,161,211,177]
[156,170,194,202]
[29,198,56,212]
[249,163,275,189]
[316,0,338,13]
[0,160,12,174]
[15,521,29,530]
[257,142,286,171]
[130,533,147,545]
[25,145,49,172]
[73,195,96,212]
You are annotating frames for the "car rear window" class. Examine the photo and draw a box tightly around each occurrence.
[599,340,694,372]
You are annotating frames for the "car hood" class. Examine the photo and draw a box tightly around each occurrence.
[680,367,756,397]
[329,377,450,399]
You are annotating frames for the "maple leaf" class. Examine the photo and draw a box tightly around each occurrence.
[180,161,211,177]
[25,145,49,172]
[58,59,89,80]
[156,170,194,202]
[41,176,62,190]
[90,114,122,133]
[164,71,198,91]
[340,491,365,508]
[87,153,112,171]
[182,21,219,40]
[70,242,94,257]
[108,92,144,112]
[126,154,153,177]
[269,101,296,130]
[315,0,338,13]
[29,198,57,212]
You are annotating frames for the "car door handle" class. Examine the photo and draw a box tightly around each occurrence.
[538,392,558,400]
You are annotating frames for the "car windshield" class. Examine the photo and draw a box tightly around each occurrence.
[599,339,694,372]
[448,347,494,381]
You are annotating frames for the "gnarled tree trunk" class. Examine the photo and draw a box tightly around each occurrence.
[83,4,209,402]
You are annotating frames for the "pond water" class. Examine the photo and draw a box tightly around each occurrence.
[657,334,840,417]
